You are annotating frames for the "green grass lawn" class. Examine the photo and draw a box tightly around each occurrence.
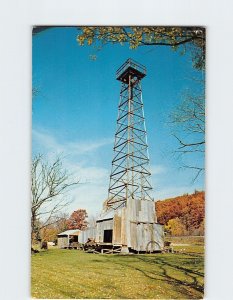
[31,244,204,299]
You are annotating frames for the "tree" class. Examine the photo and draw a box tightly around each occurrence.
[66,209,88,230]
[31,155,79,245]
[195,218,205,236]
[40,226,58,243]
[54,212,69,233]
[165,218,187,236]
[77,26,205,70]
[169,80,205,180]
[156,191,205,235]
[33,26,205,70]
[39,213,69,243]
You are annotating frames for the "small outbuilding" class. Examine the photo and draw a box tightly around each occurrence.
[57,229,80,249]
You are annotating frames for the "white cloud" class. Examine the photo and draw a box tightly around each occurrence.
[32,128,113,157]
[67,183,108,216]
[67,139,113,155]
[150,164,166,175]
[32,128,112,216]
[64,161,109,183]
[32,129,62,153]
[32,129,200,216]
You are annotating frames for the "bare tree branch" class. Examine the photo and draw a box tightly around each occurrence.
[169,80,205,181]
[31,154,79,245]
[172,134,205,150]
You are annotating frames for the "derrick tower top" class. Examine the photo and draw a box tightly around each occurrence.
[116,58,146,83]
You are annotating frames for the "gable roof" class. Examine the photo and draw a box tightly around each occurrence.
[57,229,80,236]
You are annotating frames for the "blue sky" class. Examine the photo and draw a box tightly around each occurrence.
[32,27,205,217]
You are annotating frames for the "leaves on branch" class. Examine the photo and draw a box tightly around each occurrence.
[66,209,88,230]
[76,26,205,70]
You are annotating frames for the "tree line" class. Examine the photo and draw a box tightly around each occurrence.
[155,191,205,236]
[39,209,89,244]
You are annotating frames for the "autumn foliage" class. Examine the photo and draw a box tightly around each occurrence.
[66,209,88,230]
[155,191,205,236]
[39,210,89,242]
[40,215,68,242]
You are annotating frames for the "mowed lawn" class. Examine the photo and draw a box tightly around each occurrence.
[31,244,204,299]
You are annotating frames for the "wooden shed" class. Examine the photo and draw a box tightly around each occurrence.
[96,198,164,253]
[57,229,80,249]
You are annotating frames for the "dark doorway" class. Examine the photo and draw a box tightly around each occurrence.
[69,235,78,243]
[103,230,113,243]
[73,236,78,242]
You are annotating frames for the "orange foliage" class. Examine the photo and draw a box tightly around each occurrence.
[66,209,88,230]
[40,216,68,242]
[41,227,58,242]
[155,191,205,235]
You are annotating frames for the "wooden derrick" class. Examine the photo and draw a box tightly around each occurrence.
[74,59,164,254]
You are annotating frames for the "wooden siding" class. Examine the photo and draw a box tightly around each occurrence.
[127,198,157,223]
[95,219,113,243]
[113,214,122,244]
[78,227,96,244]
[95,199,164,251]
[57,236,68,248]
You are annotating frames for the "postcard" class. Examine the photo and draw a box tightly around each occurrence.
[31,26,205,299]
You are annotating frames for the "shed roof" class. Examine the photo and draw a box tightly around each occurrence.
[97,209,114,222]
[57,229,80,236]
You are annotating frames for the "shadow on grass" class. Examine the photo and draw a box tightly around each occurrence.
[137,256,204,277]
[110,254,204,296]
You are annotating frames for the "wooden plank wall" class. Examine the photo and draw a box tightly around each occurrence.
[113,214,122,244]
[56,199,163,251]
[95,219,113,243]
[127,198,157,223]
[57,237,68,248]
[88,199,164,251]
[79,227,96,244]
